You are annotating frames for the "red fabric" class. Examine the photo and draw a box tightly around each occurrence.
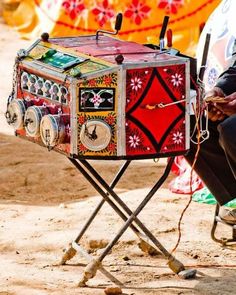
[169,156,204,194]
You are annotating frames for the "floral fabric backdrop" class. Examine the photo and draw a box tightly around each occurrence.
[196,0,236,91]
[3,0,220,56]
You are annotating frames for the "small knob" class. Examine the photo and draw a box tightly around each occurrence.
[41,32,49,42]
[115,54,124,64]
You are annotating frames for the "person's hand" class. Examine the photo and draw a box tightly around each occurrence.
[207,104,226,121]
[213,92,236,116]
[204,87,226,121]
[204,86,225,100]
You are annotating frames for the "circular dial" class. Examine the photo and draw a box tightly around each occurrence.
[80,120,112,151]
[40,114,65,147]
[6,99,26,129]
[24,106,47,137]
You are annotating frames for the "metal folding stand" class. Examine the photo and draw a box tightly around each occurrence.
[211,203,236,246]
[60,156,188,287]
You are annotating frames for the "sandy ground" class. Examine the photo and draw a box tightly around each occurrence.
[0,18,236,295]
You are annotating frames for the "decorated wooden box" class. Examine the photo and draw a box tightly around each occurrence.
[6,33,190,159]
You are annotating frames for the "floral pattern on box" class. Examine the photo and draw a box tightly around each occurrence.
[157,64,186,97]
[125,65,186,157]
[126,69,151,107]
[79,87,115,111]
[79,72,117,111]
[81,72,117,88]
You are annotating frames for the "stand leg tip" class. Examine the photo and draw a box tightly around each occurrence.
[60,245,77,265]
[167,256,185,274]
[77,279,87,287]
[77,259,101,287]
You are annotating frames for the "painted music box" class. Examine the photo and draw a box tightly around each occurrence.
[6,15,191,159]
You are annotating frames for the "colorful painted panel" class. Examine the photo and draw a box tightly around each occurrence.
[79,88,115,111]
[30,45,86,70]
[79,72,117,111]
[21,71,69,104]
[81,72,118,88]
[77,72,118,157]
[125,65,187,157]
[70,61,109,75]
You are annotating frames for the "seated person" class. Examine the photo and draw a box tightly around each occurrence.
[185,60,236,224]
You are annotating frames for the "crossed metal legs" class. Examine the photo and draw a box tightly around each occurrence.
[211,203,236,245]
[61,157,186,286]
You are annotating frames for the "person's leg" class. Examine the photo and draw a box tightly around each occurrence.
[185,116,236,206]
[213,115,236,224]
[218,114,236,179]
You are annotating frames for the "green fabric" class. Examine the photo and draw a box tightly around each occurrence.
[192,187,236,208]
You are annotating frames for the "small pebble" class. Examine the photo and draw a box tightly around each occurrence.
[122,255,130,261]
[104,286,122,295]
[178,269,197,279]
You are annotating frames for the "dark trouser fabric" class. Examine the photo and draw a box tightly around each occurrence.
[185,115,236,206]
